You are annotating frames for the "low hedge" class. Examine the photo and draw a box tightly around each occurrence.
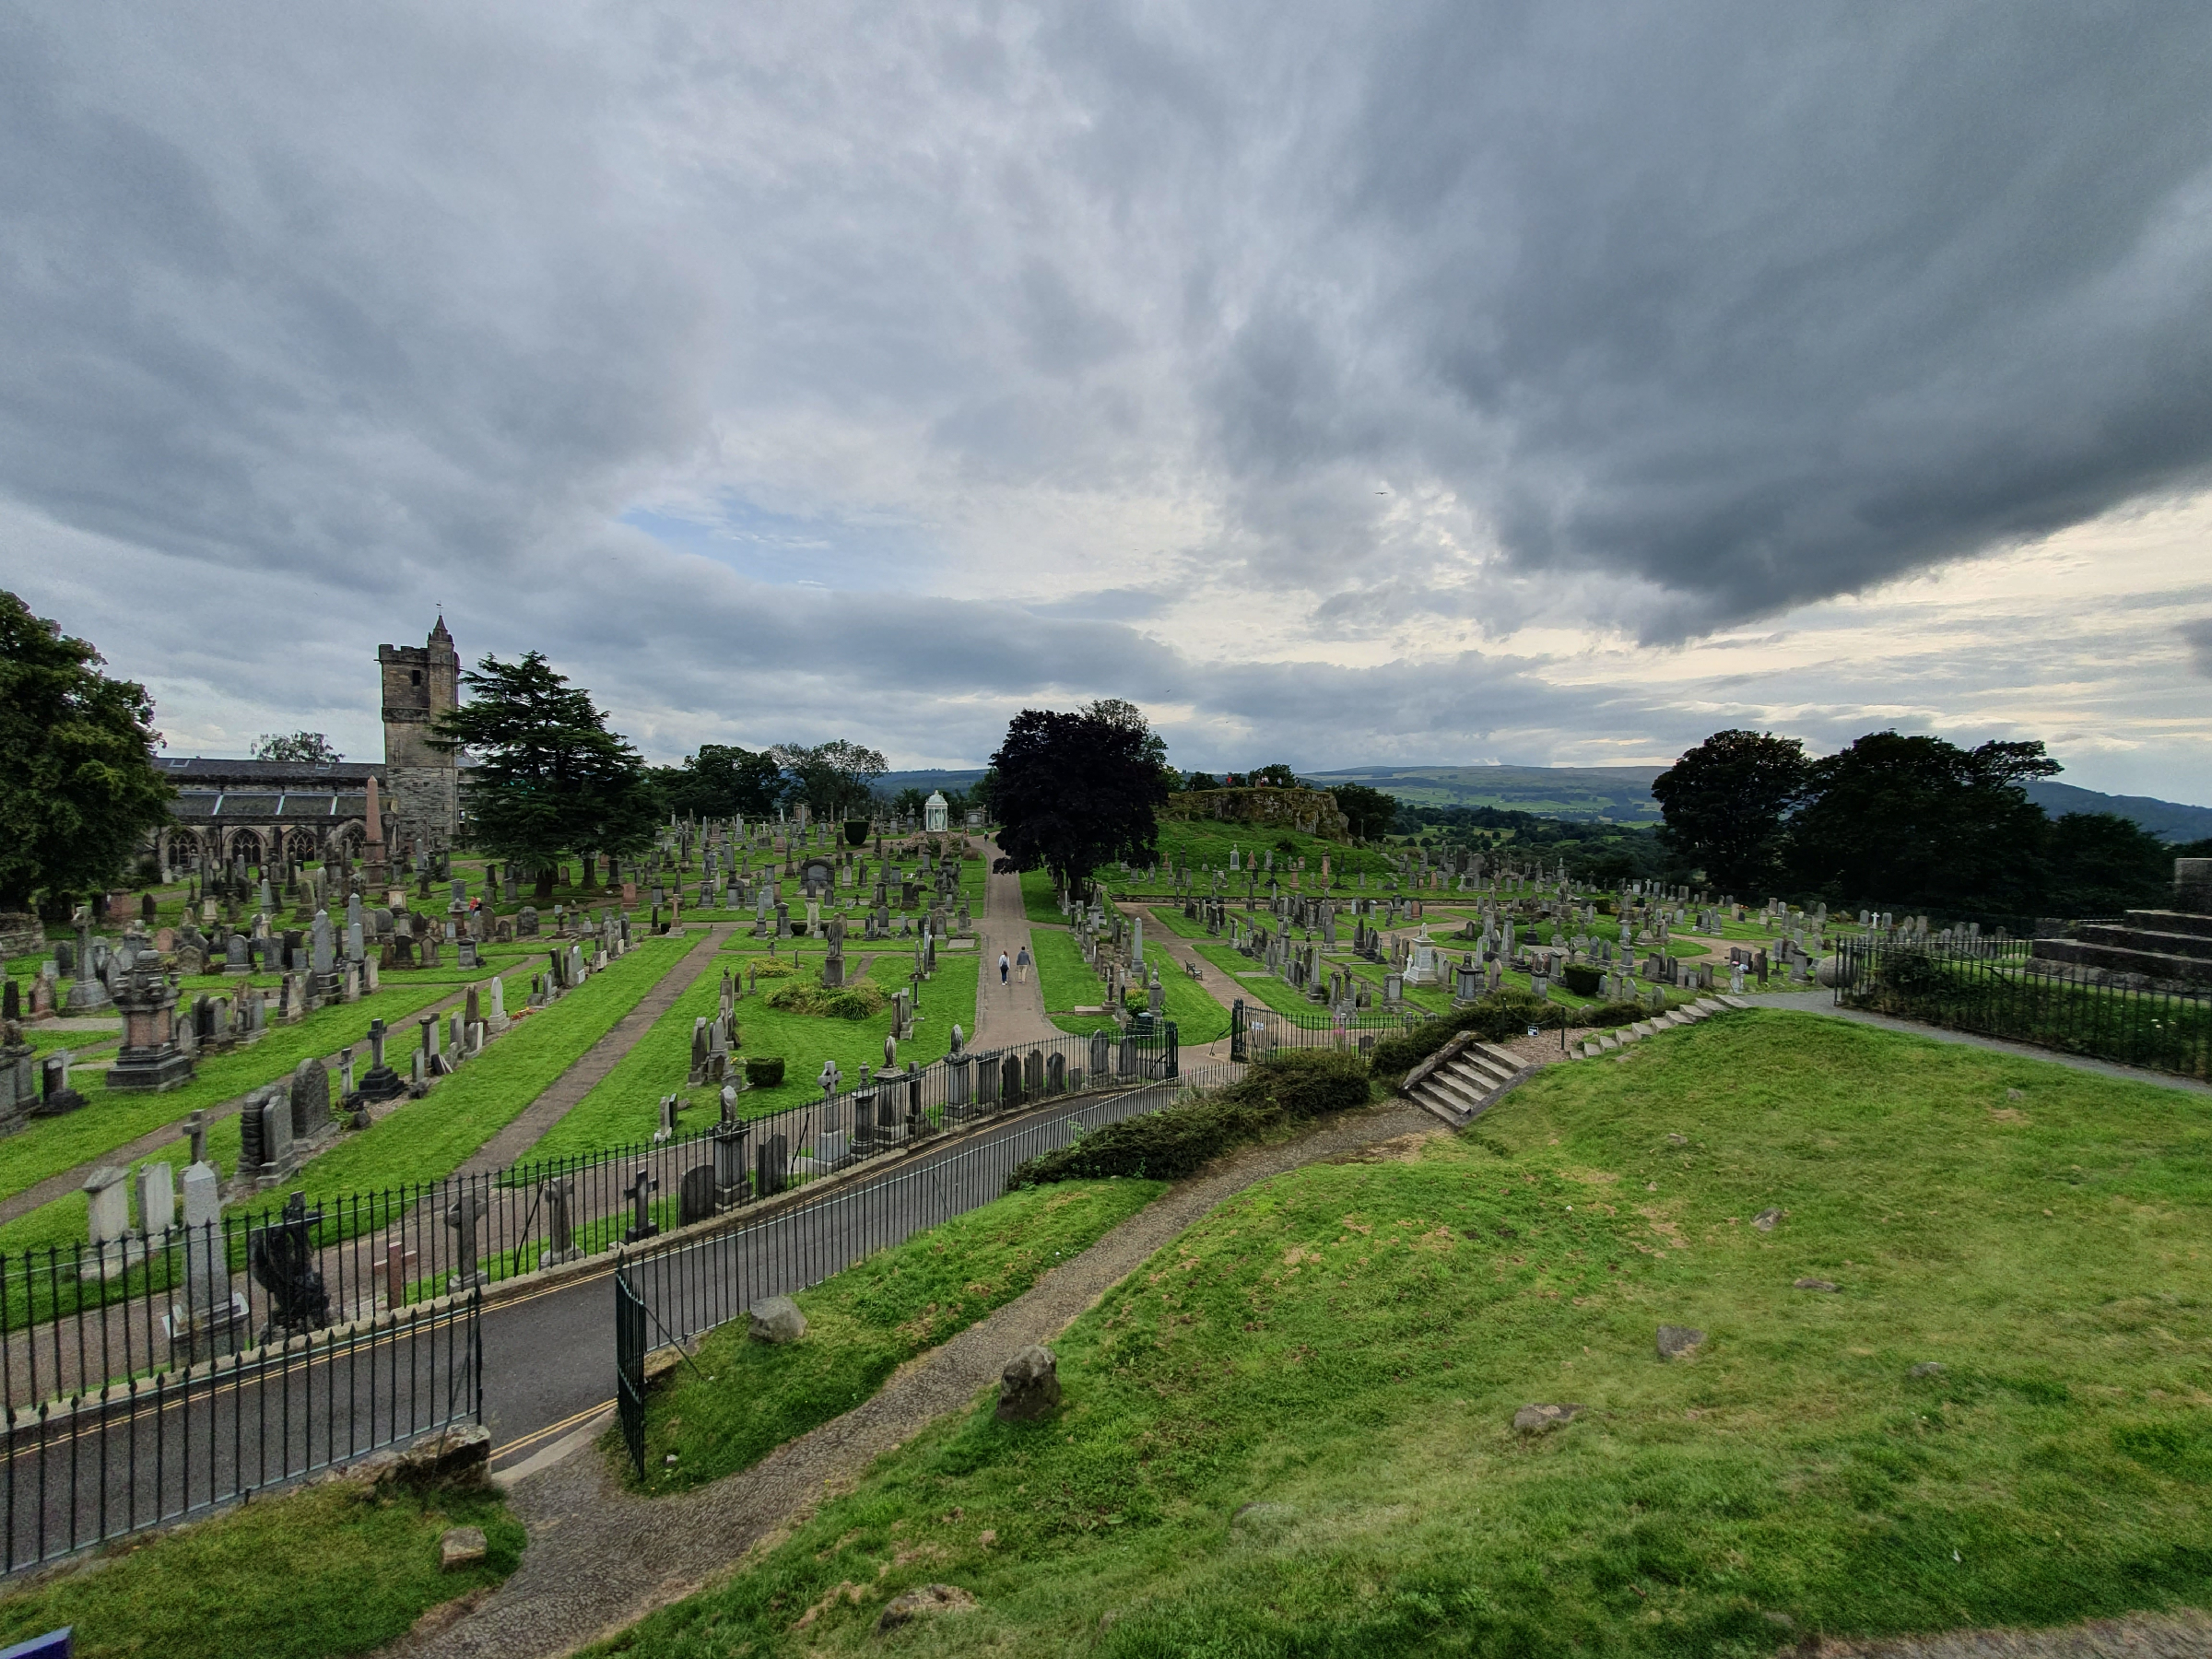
[1007,1050,1371,1186]
[1369,987,1564,1076]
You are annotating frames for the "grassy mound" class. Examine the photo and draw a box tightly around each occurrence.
[0,1479,521,1659]
[623,1178,1166,1492]
[593,1011,2212,1656]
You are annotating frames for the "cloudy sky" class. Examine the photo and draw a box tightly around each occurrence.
[6,2,2211,801]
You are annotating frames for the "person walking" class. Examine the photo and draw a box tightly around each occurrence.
[1015,944,1031,982]
[998,950,1011,987]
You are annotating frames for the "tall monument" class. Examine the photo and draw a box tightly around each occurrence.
[378,616,462,853]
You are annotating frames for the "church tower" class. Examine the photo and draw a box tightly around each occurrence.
[377,617,462,852]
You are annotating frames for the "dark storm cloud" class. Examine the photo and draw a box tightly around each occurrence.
[1200,3,2212,629]
[2,1,2206,781]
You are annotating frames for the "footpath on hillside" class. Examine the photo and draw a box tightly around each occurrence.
[967,840,1062,1051]
[383,1096,1434,1659]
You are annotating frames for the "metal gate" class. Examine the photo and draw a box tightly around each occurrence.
[613,1258,648,1479]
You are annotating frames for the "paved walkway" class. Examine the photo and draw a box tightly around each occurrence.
[1753,991,2212,1098]
[968,841,1062,1050]
[387,1098,1434,1659]
[460,924,735,1174]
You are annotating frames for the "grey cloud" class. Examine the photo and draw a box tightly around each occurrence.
[2183,618,2212,680]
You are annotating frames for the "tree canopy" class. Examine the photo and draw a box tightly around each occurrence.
[651,743,786,820]
[251,731,343,765]
[1327,782,1398,842]
[1652,729,1811,895]
[990,703,1171,892]
[1784,731,2057,914]
[429,651,654,895]
[771,739,887,821]
[0,590,174,911]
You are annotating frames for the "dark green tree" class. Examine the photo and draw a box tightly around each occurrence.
[429,652,653,898]
[1786,732,2057,914]
[990,705,1171,893]
[652,743,786,819]
[0,591,174,911]
[251,731,343,764]
[890,785,929,818]
[1181,771,1220,792]
[1651,729,1812,895]
[771,739,888,821]
[2041,812,2175,916]
[1327,782,1398,842]
[1249,762,1300,789]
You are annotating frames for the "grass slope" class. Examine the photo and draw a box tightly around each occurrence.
[627,1178,1167,1492]
[591,1012,2212,1657]
[0,1480,522,1659]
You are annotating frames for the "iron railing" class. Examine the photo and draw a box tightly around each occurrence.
[610,1063,1238,1477]
[0,1025,1181,1411]
[1228,998,1428,1062]
[1834,936,2211,1081]
[0,1289,478,1574]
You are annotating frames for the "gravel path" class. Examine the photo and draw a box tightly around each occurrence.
[969,840,1062,1050]
[390,1097,1435,1659]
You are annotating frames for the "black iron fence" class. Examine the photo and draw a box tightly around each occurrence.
[1834,936,2212,1081]
[612,1062,1239,1477]
[0,1290,478,1574]
[1228,998,1427,1063]
[0,1025,1182,1412]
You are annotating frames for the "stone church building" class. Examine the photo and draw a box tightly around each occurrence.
[155,618,468,874]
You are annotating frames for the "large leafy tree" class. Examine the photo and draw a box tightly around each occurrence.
[2041,812,2174,916]
[1652,729,1812,895]
[771,739,888,821]
[429,652,654,897]
[1786,731,2057,914]
[652,743,786,819]
[1328,782,1398,842]
[991,702,1171,893]
[0,591,174,911]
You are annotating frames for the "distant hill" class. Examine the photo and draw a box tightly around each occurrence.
[2022,781,2212,843]
[1304,765,1667,823]
[875,769,989,797]
[874,762,2212,842]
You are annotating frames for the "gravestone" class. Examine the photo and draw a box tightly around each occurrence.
[678,1163,717,1226]
[288,1057,331,1139]
[540,1177,582,1266]
[445,1190,487,1291]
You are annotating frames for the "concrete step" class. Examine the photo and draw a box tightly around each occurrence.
[2076,924,2212,961]
[1408,1046,1534,1129]
[2030,938,2212,985]
[2125,910,2212,941]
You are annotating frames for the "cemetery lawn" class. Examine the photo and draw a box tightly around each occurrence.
[1138,901,1209,939]
[1148,818,1394,883]
[1018,869,1065,925]
[590,1010,2212,1657]
[1189,942,1322,1019]
[623,1177,1167,1493]
[1140,942,1230,1043]
[269,935,695,1200]
[0,977,464,1208]
[0,1478,521,1659]
[1028,927,1110,1033]
[665,954,982,1122]
[524,951,729,1161]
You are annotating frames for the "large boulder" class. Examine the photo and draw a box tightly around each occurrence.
[748,1295,806,1344]
[995,1345,1062,1422]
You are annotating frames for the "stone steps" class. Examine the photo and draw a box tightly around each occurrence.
[2028,936,2212,986]
[1405,1039,1533,1129]
[2076,923,2212,961]
[2126,909,2212,942]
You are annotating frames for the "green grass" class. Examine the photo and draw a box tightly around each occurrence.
[1140,942,1231,1044]
[590,1011,2212,1657]
[1019,869,1067,924]
[524,951,726,1161]
[1028,926,1107,1028]
[678,954,982,1119]
[1138,901,1212,939]
[270,935,694,1200]
[626,1178,1168,1492]
[1189,941,1327,1020]
[0,1478,521,1659]
[1147,817,1397,887]
[0,978,469,1208]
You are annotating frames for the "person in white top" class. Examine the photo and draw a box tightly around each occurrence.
[998,950,1011,986]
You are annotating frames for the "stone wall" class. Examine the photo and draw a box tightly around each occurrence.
[1159,786,1351,842]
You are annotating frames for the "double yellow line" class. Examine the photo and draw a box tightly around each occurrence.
[489,1397,612,1465]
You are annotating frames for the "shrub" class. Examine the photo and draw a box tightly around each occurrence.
[763,978,888,1020]
[1583,1000,1650,1028]
[746,958,797,981]
[1008,1051,1371,1186]
[1561,963,1602,997]
[1369,988,1570,1077]
[843,819,869,846]
[744,1056,786,1088]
